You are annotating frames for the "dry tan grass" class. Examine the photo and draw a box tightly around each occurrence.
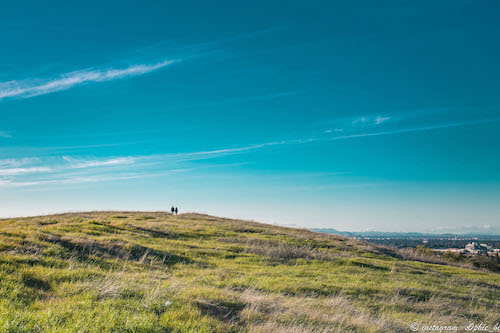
[237,287,407,333]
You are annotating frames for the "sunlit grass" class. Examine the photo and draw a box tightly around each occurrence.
[0,211,498,332]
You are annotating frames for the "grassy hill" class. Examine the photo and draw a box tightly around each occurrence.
[0,212,498,332]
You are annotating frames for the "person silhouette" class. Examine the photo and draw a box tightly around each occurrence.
[175,207,178,215]
[171,206,175,215]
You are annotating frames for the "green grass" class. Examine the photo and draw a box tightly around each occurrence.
[0,211,498,332]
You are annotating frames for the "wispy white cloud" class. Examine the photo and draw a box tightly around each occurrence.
[0,167,196,188]
[169,141,287,162]
[62,156,136,169]
[0,167,52,176]
[351,115,391,126]
[324,129,342,133]
[326,118,498,142]
[0,131,11,138]
[327,114,393,133]
[0,156,136,181]
[306,118,498,147]
[0,59,176,101]
[0,157,39,167]
[1,117,496,189]
[0,149,257,188]
[0,141,289,188]
[375,116,391,124]
[328,108,451,132]
[0,173,145,188]
[352,116,368,124]
[324,108,490,137]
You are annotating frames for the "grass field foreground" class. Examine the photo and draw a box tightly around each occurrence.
[0,212,498,332]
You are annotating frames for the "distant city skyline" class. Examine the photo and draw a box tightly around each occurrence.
[1,1,499,233]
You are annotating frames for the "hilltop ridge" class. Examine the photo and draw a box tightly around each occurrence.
[0,211,499,332]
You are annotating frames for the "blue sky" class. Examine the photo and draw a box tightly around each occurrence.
[1,0,499,233]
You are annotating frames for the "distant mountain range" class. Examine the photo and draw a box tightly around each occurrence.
[310,228,500,239]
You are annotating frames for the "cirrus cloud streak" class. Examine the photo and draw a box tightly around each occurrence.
[0,59,176,101]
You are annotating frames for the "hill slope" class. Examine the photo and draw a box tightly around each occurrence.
[0,212,498,332]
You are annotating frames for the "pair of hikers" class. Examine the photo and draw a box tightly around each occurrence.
[171,206,178,215]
